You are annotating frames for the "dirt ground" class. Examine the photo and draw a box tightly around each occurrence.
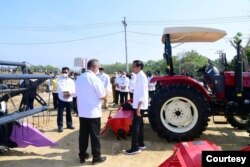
[0,93,250,167]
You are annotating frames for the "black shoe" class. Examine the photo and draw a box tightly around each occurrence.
[79,153,90,163]
[123,149,141,155]
[92,156,107,165]
[58,128,63,133]
[67,126,75,130]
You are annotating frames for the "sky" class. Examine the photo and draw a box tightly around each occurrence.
[0,0,250,70]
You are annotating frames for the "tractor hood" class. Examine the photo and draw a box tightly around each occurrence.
[162,27,227,43]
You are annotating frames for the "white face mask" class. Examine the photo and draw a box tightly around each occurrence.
[63,74,68,78]
[95,69,100,75]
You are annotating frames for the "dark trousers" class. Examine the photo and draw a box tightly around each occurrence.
[131,109,145,150]
[149,91,155,99]
[129,92,133,100]
[79,117,101,158]
[120,92,128,105]
[57,99,73,129]
[28,98,34,110]
[73,97,78,115]
[115,90,120,105]
[52,93,58,109]
[112,86,116,103]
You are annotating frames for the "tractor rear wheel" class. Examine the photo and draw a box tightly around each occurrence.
[150,84,209,142]
[226,115,248,130]
[148,93,158,131]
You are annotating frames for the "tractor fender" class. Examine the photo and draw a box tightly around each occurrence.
[151,75,211,101]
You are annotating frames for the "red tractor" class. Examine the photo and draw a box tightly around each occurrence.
[148,27,250,142]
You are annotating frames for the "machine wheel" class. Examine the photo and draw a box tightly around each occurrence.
[226,115,248,130]
[150,84,210,142]
[148,92,158,131]
[246,113,250,135]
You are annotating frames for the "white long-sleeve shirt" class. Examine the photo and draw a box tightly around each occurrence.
[115,76,122,91]
[148,76,157,91]
[76,70,106,118]
[120,76,130,92]
[129,75,136,93]
[97,72,110,89]
[133,70,149,110]
[57,76,75,102]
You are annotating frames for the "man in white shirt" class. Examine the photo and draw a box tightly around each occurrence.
[57,67,75,133]
[124,60,149,155]
[129,73,136,100]
[114,71,122,106]
[120,71,129,104]
[147,71,157,99]
[75,59,107,165]
[52,71,59,109]
[97,68,110,109]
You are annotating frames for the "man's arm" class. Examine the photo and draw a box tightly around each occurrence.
[136,75,148,117]
[136,101,143,117]
[70,80,76,96]
[93,77,106,99]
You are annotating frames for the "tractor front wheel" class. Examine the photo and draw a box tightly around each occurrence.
[226,115,249,130]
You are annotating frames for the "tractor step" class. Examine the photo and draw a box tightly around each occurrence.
[212,116,228,124]
[143,110,149,117]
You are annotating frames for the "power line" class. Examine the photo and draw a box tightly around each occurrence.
[2,15,249,31]
[127,31,161,36]
[88,40,123,57]
[0,31,123,45]
[128,15,250,25]
[128,39,162,47]
[0,21,121,31]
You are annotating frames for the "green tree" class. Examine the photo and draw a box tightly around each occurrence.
[230,32,250,71]
[178,50,208,76]
[28,65,59,73]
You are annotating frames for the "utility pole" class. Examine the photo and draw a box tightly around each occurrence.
[122,17,128,72]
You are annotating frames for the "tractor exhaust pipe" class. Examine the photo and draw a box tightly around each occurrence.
[235,40,243,102]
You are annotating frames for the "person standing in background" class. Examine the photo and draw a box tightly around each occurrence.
[69,72,78,115]
[52,71,59,109]
[147,71,156,99]
[124,60,148,155]
[110,72,117,104]
[76,59,107,164]
[82,68,86,73]
[129,72,136,100]
[120,71,129,105]
[57,67,75,132]
[114,71,122,107]
[97,68,110,109]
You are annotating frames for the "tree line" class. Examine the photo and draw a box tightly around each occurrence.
[103,33,250,76]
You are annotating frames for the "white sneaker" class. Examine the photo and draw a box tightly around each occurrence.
[139,145,147,150]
